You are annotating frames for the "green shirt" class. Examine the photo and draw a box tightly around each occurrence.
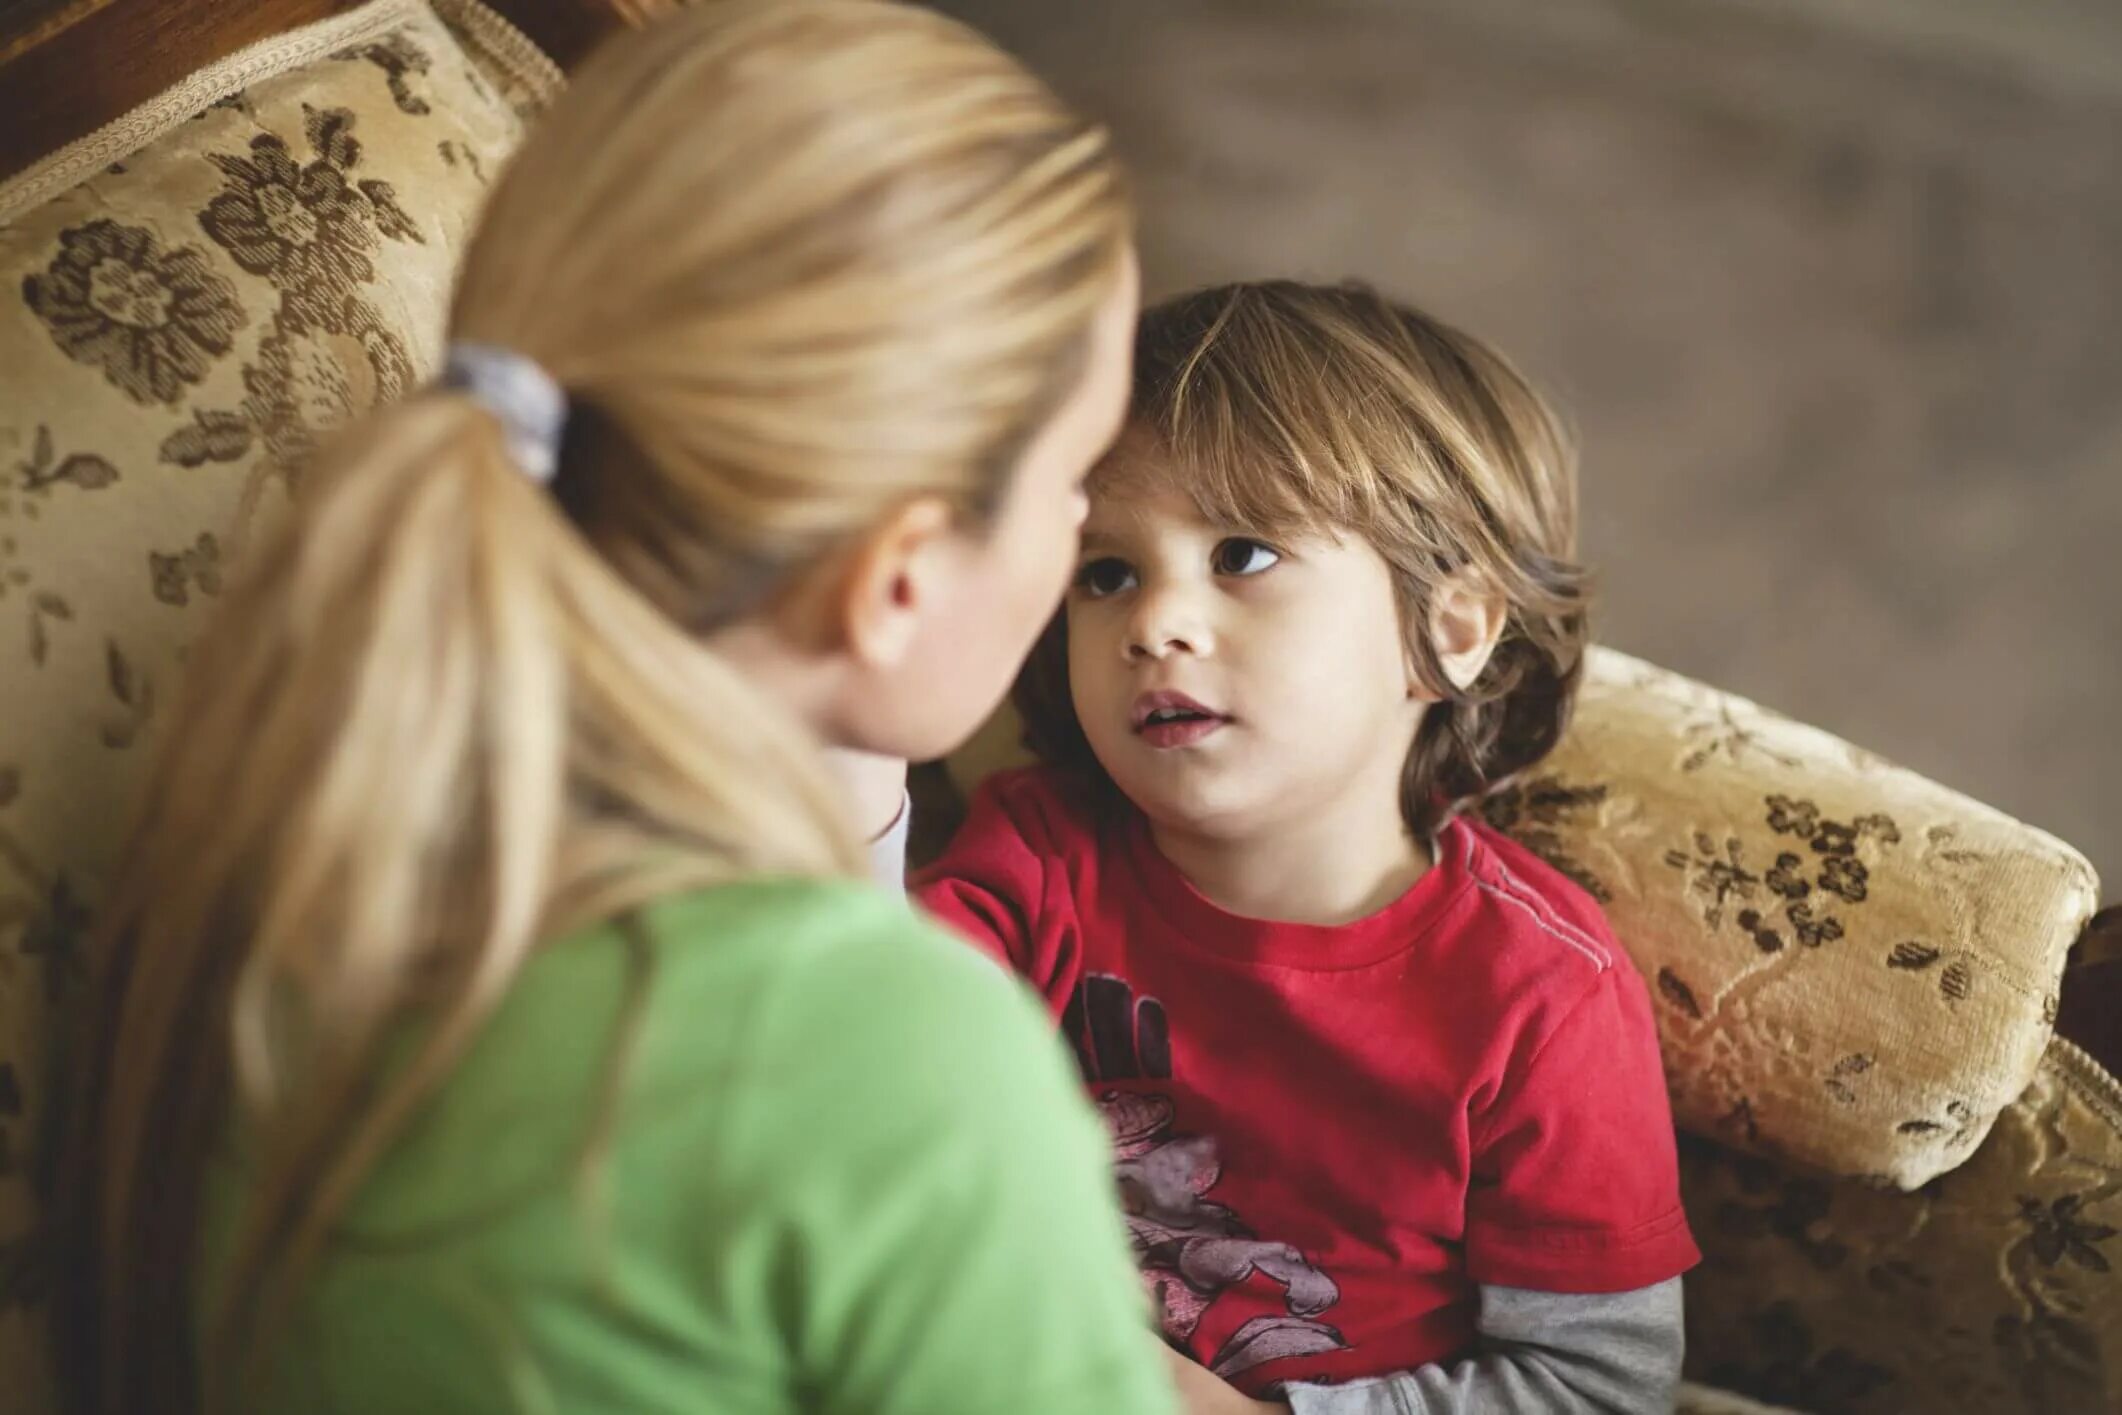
[198,878,1175,1414]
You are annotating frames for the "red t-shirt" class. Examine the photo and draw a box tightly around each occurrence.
[914,767,1699,1395]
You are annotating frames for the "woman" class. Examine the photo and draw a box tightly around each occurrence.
[52,4,1163,1411]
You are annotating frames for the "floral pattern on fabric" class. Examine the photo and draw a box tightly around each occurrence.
[1551,651,2090,1190]
[238,296,416,485]
[0,9,554,1410]
[21,220,244,405]
[1680,1040,2122,1414]
[148,533,224,608]
[332,33,436,116]
[198,105,427,330]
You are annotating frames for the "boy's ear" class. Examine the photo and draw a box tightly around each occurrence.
[1408,577,1508,698]
[829,495,956,669]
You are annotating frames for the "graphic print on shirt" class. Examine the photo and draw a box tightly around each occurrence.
[1067,973,1351,1383]
[1062,972,1171,1083]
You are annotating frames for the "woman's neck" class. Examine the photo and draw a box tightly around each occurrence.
[1147,787,1432,927]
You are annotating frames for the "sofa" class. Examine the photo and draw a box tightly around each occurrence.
[0,3,2113,1411]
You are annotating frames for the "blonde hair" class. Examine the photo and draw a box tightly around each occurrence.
[1018,280,1587,837]
[52,4,1129,1410]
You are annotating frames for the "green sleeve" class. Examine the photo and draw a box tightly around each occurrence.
[735,908,1176,1415]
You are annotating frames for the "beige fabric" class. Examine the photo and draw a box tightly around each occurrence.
[945,647,2099,1188]
[0,1,424,220]
[0,5,555,1408]
[433,0,566,125]
[1680,1037,2122,1415]
[1536,650,2096,1187]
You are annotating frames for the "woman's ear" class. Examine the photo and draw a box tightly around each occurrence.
[1409,576,1508,698]
[829,495,957,670]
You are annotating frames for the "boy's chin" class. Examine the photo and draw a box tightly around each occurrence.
[1118,772,1271,842]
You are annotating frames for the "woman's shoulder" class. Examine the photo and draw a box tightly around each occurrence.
[390,877,1072,1216]
[597,876,1068,1100]
[627,874,1014,1000]
[600,878,1093,1214]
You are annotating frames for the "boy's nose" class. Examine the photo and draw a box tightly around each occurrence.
[1124,584,1210,661]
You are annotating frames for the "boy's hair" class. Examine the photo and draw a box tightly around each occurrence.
[1016,280,1591,838]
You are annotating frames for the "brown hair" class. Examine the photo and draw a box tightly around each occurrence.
[52,4,1130,1411]
[1016,279,1588,837]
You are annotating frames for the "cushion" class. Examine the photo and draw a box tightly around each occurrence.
[1679,1036,2122,1414]
[0,2,558,1405]
[943,647,2100,1189]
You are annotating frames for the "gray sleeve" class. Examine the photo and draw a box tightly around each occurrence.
[1281,1280,1684,1415]
[867,789,913,889]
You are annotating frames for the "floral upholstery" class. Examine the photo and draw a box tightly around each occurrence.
[0,3,558,1407]
[1524,651,2099,1190]
[1682,1037,2121,1414]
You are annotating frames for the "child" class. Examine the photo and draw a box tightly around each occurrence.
[911,281,1700,1412]
[51,6,1176,1414]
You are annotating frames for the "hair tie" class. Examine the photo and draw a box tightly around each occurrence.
[440,341,568,484]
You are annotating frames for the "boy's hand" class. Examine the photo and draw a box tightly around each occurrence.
[824,747,909,841]
[1163,1348,1291,1415]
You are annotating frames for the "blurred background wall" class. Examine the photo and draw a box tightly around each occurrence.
[928,0,2122,889]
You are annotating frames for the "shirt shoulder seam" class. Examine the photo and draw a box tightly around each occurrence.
[1462,826,1611,972]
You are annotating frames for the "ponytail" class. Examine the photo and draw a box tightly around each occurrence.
[60,395,860,1412]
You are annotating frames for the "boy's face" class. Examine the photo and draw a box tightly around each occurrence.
[1066,439,1425,842]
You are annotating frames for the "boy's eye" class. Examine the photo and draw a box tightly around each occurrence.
[1211,538,1281,577]
[1075,557,1137,598]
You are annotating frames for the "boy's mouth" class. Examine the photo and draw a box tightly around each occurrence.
[1131,691,1229,749]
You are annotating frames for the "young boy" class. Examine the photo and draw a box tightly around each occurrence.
[901,281,1698,1413]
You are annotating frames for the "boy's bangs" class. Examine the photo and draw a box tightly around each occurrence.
[1093,419,1353,545]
